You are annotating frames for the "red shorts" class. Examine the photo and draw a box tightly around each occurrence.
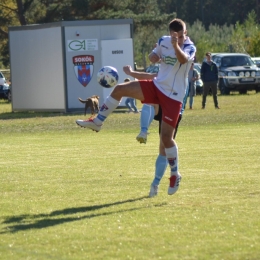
[139,80,182,128]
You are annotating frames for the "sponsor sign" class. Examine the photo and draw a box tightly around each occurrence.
[68,39,98,52]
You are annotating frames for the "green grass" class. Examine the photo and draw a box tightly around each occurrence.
[0,93,260,260]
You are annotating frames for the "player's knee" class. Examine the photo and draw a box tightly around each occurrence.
[161,134,172,147]
[111,84,126,98]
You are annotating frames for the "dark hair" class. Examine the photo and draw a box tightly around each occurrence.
[206,52,211,56]
[168,18,185,32]
[124,78,131,82]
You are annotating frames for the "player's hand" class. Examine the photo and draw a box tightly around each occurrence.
[123,65,133,75]
[171,32,178,47]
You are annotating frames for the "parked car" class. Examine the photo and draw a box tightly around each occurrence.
[212,53,260,94]
[251,57,260,68]
[0,71,11,101]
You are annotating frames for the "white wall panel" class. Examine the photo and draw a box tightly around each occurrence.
[9,27,65,111]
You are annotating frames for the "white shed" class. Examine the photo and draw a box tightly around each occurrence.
[8,19,134,112]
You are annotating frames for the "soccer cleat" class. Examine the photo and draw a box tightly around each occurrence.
[136,131,148,144]
[149,184,158,197]
[168,172,182,195]
[76,118,102,132]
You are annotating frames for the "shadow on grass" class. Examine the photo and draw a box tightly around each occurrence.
[0,107,128,120]
[0,196,147,234]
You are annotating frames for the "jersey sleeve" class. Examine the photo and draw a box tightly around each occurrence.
[152,37,165,58]
[183,44,196,61]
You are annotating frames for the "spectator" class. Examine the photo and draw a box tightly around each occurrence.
[124,78,139,113]
[201,52,220,109]
[187,62,199,109]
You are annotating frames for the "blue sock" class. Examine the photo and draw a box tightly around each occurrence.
[140,104,155,133]
[152,154,168,186]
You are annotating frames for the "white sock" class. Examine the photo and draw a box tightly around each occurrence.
[94,96,120,125]
[165,144,178,175]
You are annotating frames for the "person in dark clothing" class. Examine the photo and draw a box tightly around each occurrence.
[201,52,220,109]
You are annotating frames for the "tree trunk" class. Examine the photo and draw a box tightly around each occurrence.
[16,0,27,25]
[142,48,146,70]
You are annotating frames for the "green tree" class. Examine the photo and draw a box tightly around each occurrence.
[0,0,259,68]
[230,11,259,54]
[167,0,257,29]
[247,31,260,57]
[1,0,176,68]
[69,0,176,67]
[0,0,18,67]
[0,0,73,67]
[188,20,234,62]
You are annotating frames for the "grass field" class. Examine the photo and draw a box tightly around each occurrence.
[0,93,260,260]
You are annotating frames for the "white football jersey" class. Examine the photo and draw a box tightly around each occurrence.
[152,36,196,103]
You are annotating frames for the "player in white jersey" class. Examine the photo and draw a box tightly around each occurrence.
[151,35,195,103]
[76,18,196,196]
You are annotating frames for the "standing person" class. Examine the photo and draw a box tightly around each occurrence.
[201,52,220,109]
[136,104,156,143]
[121,67,158,144]
[76,18,196,196]
[124,78,139,113]
[188,62,199,109]
[135,82,188,144]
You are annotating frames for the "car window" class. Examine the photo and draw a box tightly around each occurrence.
[0,72,4,79]
[214,57,221,67]
[220,56,254,67]
[236,56,251,66]
[221,57,232,67]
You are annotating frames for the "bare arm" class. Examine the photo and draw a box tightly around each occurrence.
[148,52,160,64]
[123,65,157,80]
[148,43,161,64]
[192,70,199,81]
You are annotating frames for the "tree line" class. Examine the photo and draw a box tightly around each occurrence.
[0,0,259,68]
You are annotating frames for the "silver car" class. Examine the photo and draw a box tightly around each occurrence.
[251,57,260,68]
[212,53,260,94]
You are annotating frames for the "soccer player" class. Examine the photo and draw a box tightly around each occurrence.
[76,18,196,196]
[144,90,189,197]
[123,63,189,197]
